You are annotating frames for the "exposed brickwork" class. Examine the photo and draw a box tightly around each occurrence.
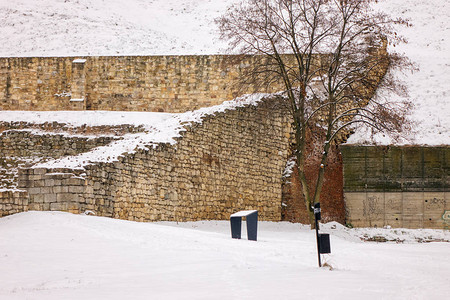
[282,131,345,224]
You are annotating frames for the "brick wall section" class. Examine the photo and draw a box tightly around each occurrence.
[342,145,450,229]
[0,55,284,112]
[13,97,292,221]
[281,132,345,224]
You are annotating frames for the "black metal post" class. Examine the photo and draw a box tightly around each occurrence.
[314,203,322,267]
[315,216,321,267]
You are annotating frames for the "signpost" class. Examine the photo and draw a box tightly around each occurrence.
[314,202,331,267]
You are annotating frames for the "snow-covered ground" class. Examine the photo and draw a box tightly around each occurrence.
[0,212,448,299]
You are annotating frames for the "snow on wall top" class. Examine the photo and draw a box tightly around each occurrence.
[0,111,177,129]
[0,94,267,170]
[346,0,450,146]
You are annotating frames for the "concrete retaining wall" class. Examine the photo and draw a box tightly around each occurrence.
[342,145,450,229]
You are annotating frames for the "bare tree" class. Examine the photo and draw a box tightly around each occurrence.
[217,0,411,225]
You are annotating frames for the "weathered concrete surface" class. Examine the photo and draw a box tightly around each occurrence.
[342,145,449,229]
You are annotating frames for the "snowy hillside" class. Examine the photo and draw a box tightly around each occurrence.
[346,0,450,145]
[0,0,236,57]
[0,211,449,299]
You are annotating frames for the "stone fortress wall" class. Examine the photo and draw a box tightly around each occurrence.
[0,124,126,216]
[1,98,293,221]
[0,55,285,113]
[0,190,28,217]
[3,48,447,229]
[0,129,117,158]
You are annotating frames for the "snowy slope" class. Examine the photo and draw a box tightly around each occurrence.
[0,0,237,57]
[0,212,449,299]
[346,0,450,145]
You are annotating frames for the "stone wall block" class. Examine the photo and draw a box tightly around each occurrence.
[44,179,55,186]
[68,185,85,193]
[52,186,69,193]
[50,202,69,211]
[27,187,41,195]
[56,193,79,203]
[31,194,45,203]
[44,193,57,203]
[33,168,47,175]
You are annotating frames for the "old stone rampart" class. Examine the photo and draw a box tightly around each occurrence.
[0,40,388,114]
[0,130,117,158]
[2,97,292,221]
[0,121,145,135]
[0,55,285,112]
[0,190,28,217]
[0,124,137,193]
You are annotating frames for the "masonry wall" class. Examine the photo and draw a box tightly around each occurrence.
[0,40,388,113]
[0,55,284,112]
[13,98,292,222]
[0,125,134,207]
[0,129,118,189]
[0,122,146,135]
[342,145,450,229]
[0,190,28,217]
[0,130,117,158]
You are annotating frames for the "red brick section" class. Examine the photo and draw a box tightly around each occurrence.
[282,131,345,224]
